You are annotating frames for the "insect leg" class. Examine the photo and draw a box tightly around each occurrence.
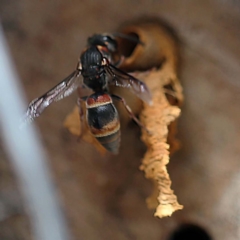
[77,96,87,139]
[114,55,125,67]
[111,94,150,133]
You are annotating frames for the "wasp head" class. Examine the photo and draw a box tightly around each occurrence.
[87,34,118,53]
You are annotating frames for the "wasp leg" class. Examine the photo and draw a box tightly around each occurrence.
[77,96,87,139]
[111,94,150,134]
[114,55,125,67]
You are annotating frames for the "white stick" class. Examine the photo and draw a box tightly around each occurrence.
[0,25,71,240]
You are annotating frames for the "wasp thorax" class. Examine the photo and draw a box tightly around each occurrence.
[80,46,103,68]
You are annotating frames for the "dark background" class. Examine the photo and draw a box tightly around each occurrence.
[1,0,240,239]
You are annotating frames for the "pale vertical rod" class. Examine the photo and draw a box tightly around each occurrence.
[0,25,71,240]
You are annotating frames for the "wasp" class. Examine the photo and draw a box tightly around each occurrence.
[22,33,152,154]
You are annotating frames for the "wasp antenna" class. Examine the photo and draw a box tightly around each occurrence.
[112,32,144,46]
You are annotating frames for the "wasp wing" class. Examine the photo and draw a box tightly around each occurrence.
[21,70,82,127]
[107,64,152,104]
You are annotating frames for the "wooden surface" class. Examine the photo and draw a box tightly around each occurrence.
[1,0,240,239]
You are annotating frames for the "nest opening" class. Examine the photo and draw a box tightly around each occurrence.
[117,32,140,57]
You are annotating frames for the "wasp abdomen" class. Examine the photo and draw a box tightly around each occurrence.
[86,93,120,154]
